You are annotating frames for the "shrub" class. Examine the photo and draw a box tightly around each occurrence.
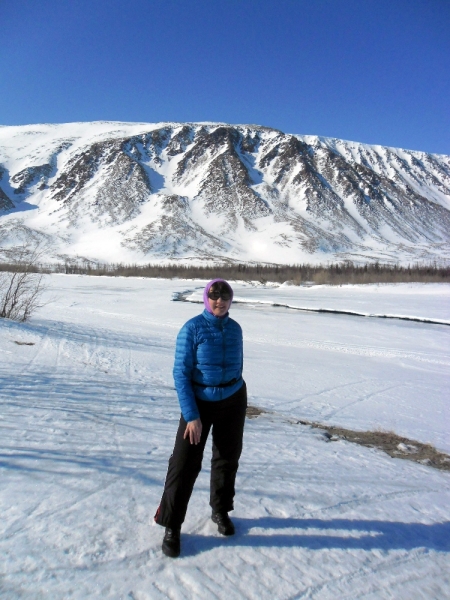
[0,244,47,322]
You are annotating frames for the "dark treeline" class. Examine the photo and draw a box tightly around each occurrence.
[1,260,447,285]
[0,262,44,274]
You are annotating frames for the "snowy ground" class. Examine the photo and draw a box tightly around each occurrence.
[1,276,449,599]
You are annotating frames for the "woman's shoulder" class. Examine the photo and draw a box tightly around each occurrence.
[226,316,243,333]
[178,312,207,333]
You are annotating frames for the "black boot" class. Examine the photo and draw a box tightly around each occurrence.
[211,512,235,536]
[162,527,181,558]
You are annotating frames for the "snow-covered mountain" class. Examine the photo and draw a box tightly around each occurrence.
[0,121,449,265]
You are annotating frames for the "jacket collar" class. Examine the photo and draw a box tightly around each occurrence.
[202,308,229,325]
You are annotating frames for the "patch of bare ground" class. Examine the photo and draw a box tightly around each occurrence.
[246,405,450,472]
[246,405,266,418]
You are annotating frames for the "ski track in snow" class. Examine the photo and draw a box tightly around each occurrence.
[245,332,450,366]
[0,276,449,599]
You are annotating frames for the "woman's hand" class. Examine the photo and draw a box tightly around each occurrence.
[184,418,202,445]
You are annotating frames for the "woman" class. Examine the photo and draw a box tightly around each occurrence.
[154,278,247,558]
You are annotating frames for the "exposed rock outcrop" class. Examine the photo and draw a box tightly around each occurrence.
[1,122,449,263]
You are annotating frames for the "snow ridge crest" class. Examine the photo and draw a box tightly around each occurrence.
[0,122,449,264]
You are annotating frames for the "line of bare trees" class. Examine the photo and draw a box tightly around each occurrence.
[24,259,450,284]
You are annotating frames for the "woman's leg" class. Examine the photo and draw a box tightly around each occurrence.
[155,414,212,529]
[209,383,247,514]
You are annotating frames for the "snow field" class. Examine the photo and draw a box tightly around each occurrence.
[0,276,449,599]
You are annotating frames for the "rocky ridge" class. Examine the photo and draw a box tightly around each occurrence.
[0,122,449,264]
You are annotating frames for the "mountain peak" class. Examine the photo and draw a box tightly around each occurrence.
[1,122,449,265]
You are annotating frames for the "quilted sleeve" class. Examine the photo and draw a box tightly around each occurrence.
[173,321,200,422]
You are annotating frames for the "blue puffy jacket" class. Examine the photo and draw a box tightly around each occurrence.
[173,309,244,422]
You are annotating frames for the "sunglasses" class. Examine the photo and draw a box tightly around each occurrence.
[208,291,231,301]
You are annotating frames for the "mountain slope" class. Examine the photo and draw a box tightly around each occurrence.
[0,121,449,264]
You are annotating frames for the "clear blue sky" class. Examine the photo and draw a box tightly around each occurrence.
[2,0,449,154]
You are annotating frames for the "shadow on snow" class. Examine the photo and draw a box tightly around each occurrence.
[183,516,450,554]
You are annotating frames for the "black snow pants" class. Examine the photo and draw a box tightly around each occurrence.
[155,382,247,529]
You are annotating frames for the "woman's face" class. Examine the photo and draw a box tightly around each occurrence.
[208,293,231,317]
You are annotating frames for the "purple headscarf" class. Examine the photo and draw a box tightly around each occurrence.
[203,279,234,314]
